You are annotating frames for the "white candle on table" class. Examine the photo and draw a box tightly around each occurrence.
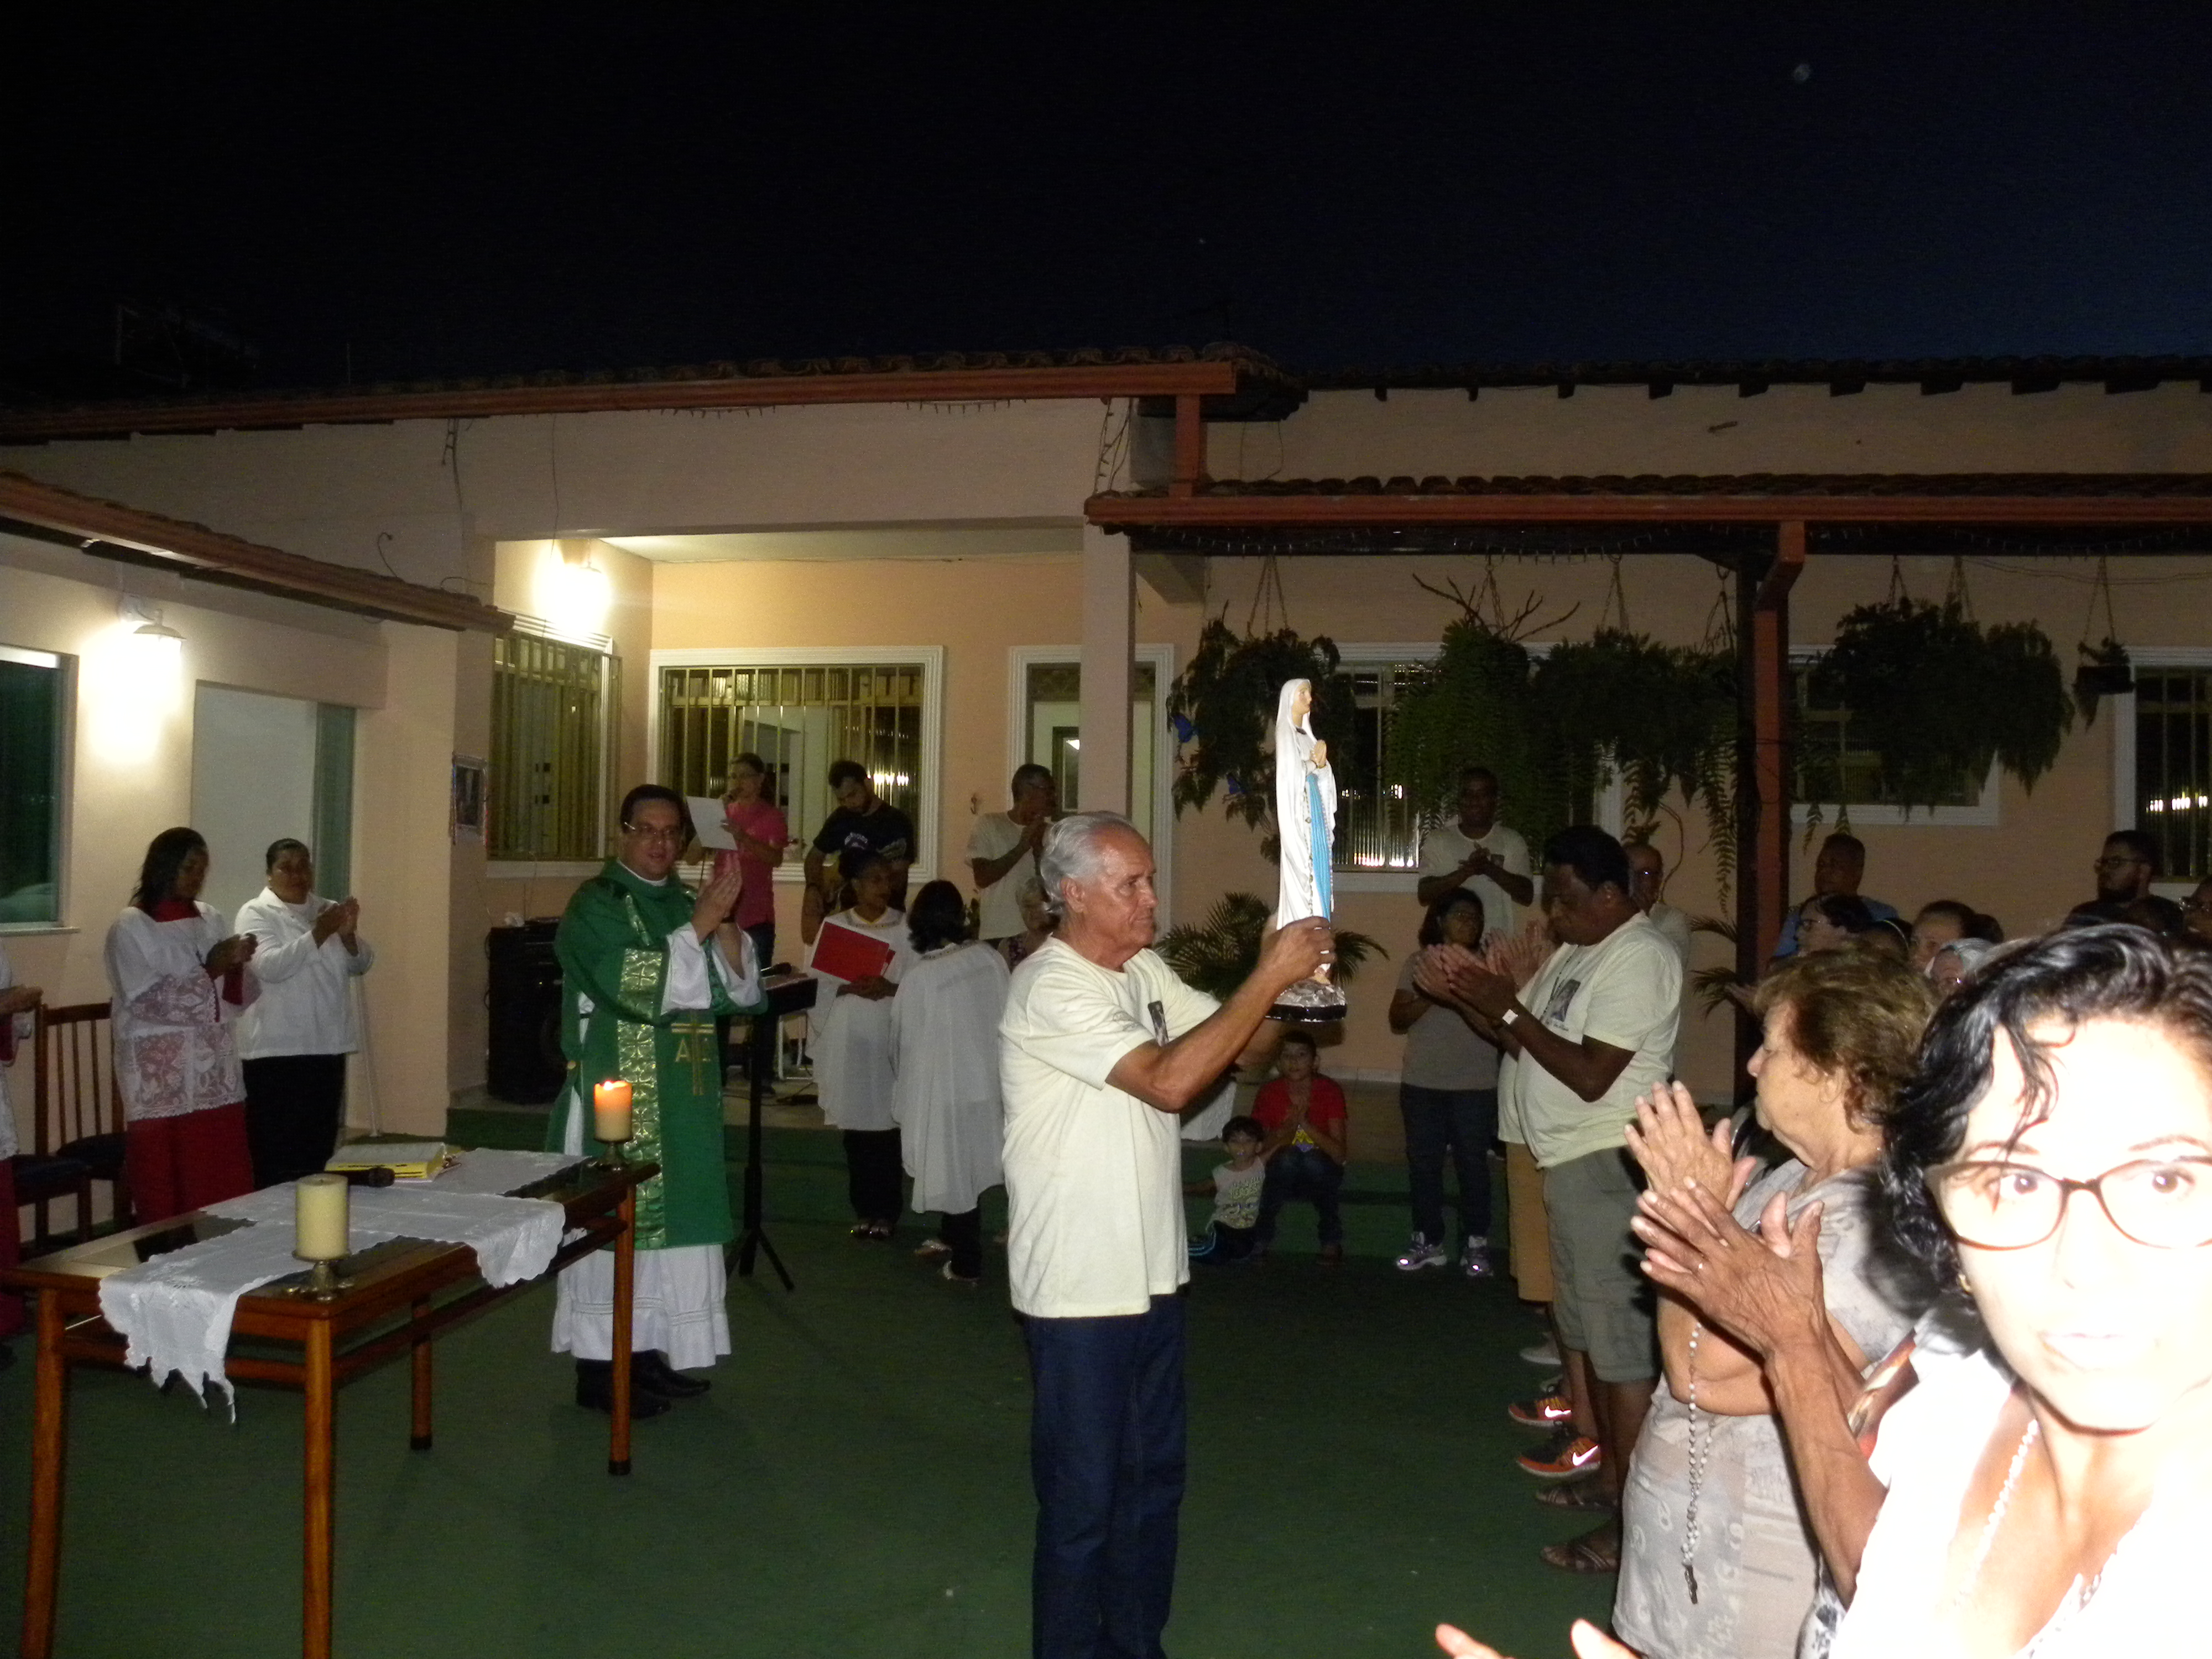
[294,1172,350,1261]
[593,1079,633,1142]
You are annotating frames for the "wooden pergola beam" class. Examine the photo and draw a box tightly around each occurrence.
[0,362,1248,445]
[1088,489,2212,527]
[0,471,512,633]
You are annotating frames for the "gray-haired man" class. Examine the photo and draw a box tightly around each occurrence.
[1001,811,1328,1658]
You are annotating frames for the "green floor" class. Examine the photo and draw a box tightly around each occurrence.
[0,1111,1615,1658]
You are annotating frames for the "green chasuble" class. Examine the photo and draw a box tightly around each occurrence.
[545,860,765,1250]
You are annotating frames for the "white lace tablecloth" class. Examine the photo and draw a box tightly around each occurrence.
[97,1154,589,1408]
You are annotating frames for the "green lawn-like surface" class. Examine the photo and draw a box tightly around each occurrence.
[0,1109,1615,1658]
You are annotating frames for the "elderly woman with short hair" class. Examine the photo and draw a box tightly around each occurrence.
[1608,948,1935,1657]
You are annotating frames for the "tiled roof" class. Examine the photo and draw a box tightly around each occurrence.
[0,471,510,632]
[1305,356,2212,397]
[0,344,1291,444]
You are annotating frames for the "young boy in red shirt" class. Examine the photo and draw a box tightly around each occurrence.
[1250,1027,1349,1264]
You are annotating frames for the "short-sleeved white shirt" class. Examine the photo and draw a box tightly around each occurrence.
[966,812,1041,941]
[1418,820,1532,937]
[1000,938,1218,1318]
[1506,912,1681,1168]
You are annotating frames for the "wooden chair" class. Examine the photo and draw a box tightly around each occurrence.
[30,1003,129,1242]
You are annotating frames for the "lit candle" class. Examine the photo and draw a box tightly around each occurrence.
[294,1172,351,1262]
[593,1079,633,1142]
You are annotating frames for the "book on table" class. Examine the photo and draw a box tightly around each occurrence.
[326,1140,451,1180]
[808,920,894,983]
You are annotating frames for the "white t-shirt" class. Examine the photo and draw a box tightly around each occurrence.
[1000,938,1218,1318]
[966,812,1041,941]
[1505,912,1681,1168]
[1418,820,1532,937]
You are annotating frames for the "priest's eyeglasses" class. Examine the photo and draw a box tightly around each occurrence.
[1929,1156,2212,1250]
[623,823,687,843]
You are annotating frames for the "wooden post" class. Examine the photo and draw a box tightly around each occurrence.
[1078,525,1135,817]
[302,1321,336,1659]
[609,1183,635,1477]
[20,1292,68,1659]
[1169,393,1206,498]
[409,1296,434,1451]
[1738,522,1808,1034]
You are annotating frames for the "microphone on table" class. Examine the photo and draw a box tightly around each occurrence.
[334,1166,397,1188]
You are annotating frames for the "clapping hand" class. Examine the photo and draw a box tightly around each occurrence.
[1631,1180,1829,1361]
[206,934,257,975]
[1624,1081,1752,1206]
[692,864,745,938]
[1480,920,1553,992]
[1437,1619,1637,1659]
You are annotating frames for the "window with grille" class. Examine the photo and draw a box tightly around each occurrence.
[1790,656,1992,820]
[0,646,65,927]
[2135,667,2212,880]
[1332,660,1425,872]
[658,661,927,864]
[491,632,615,861]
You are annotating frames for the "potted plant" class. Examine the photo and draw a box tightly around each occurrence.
[1158,891,1383,1001]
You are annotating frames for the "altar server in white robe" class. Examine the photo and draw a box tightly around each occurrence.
[808,849,915,1238]
[106,828,259,1223]
[891,879,1010,1285]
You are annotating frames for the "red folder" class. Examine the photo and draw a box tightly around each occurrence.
[810,920,894,983]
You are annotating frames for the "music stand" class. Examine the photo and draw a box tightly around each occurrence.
[733,972,817,1290]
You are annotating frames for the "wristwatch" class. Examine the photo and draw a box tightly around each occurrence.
[1498,1007,1521,1029]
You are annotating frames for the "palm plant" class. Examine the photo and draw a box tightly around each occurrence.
[1157,892,1384,1002]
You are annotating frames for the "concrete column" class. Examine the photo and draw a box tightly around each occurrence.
[1078,524,1134,816]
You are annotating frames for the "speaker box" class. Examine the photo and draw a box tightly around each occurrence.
[486,920,565,1104]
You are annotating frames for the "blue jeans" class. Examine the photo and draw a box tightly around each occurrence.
[1256,1147,1345,1246]
[1399,1084,1498,1244]
[1024,1294,1187,1659]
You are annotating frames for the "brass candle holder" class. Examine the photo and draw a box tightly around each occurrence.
[595,1133,632,1172]
[289,1257,354,1301]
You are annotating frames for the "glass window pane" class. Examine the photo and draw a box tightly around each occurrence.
[0,654,64,925]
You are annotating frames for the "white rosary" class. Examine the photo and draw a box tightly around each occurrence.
[1948,1413,2041,1614]
[1682,1319,1709,1605]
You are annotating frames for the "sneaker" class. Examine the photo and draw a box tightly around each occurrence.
[1462,1236,1495,1279]
[914,1238,952,1259]
[1395,1235,1448,1271]
[1519,1334,1562,1367]
[1508,1391,1575,1429]
[940,1260,980,1287]
[1518,1431,1603,1481]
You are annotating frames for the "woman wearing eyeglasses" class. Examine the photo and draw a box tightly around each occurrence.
[1434,924,2212,1659]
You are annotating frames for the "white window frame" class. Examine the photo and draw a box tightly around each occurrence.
[2106,646,2212,899]
[0,643,76,935]
[1331,641,1623,894]
[649,645,946,883]
[1006,643,1177,919]
[1787,645,2002,828]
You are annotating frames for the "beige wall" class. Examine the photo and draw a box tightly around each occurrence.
[0,533,463,1151]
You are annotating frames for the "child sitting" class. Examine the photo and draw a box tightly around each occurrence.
[1251,1029,1349,1264]
[1187,1115,1266,1263]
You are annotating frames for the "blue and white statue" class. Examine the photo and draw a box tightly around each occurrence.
[1270,677,1347,1022]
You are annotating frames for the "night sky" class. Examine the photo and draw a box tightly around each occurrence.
[14,6,2212,392]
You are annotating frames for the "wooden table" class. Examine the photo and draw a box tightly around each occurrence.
[3,1156,658,1659]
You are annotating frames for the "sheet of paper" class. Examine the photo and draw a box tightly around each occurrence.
[688,796,737,851]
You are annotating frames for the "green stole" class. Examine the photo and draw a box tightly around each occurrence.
[545,859,764,1250]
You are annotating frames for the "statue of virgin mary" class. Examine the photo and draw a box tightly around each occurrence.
[1269,677,1347,1021]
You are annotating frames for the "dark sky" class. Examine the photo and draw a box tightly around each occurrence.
[14,5,2212,390]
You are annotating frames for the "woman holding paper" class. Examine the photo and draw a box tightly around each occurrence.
[808,849,913,1238]
[715,753,789,969]
[105,827,258,1222]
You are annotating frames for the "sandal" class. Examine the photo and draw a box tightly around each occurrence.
[1535,1475,1616,1514]
[1539,1523,1620,1574]
[865,1220,895,1240]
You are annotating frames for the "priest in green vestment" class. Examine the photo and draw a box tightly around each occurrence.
[549,784,764,1416]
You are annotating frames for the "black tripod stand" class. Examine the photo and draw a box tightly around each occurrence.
[733,973,816,1290]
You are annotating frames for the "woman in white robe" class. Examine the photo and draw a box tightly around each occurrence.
[105,828,259,1222]
[891,880,1010,1284]
[808,849,914,1237]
